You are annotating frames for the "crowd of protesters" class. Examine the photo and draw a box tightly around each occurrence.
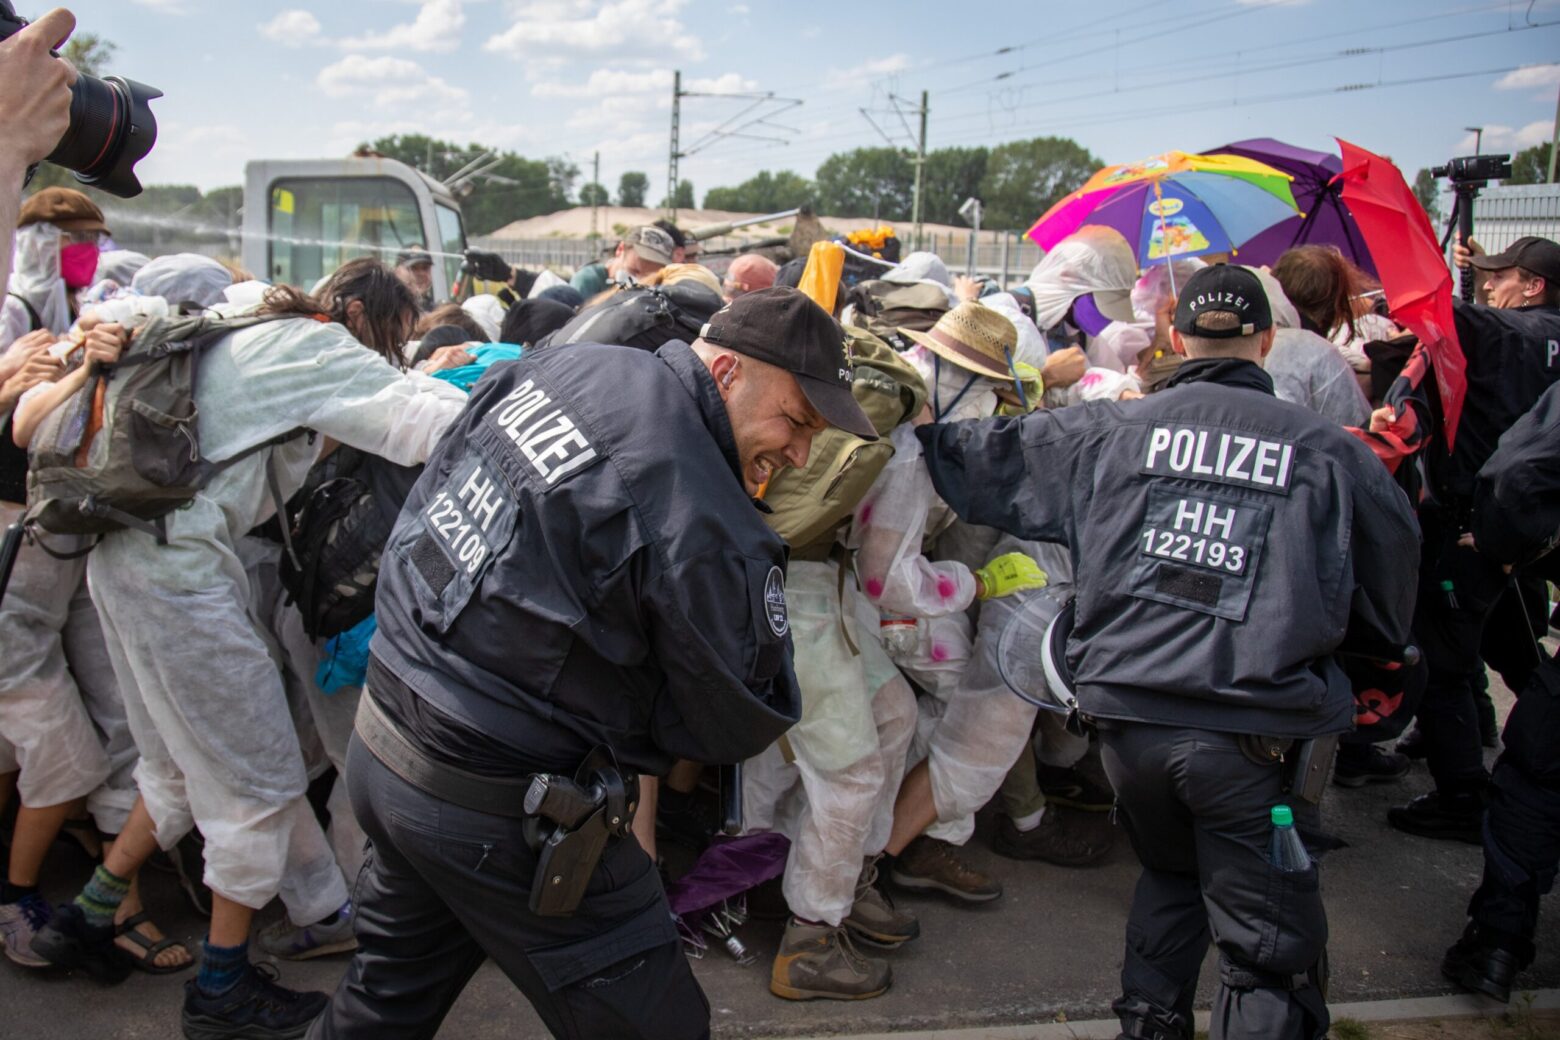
[2,9,1560,1040]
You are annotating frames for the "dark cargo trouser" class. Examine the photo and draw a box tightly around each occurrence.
[1468,649,1560,963]
[1412,506,1525,796]
[1099,722,1329,1040]
[308,734,710,1040]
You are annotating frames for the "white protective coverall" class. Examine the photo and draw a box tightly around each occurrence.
[741,559,917,926]
[2,223,72,350]
[1024,226,1137,334]
[83,314,465,919]
[0,503,137,833]
[850,353,1002,843]
[130,253,234,309]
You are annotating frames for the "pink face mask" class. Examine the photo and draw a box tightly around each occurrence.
[60,242,100,289]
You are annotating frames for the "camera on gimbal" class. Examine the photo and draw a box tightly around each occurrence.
[0,0,161,198]
[1432,153,1514,188]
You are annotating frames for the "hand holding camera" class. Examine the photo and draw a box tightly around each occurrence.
[0,0,161,198]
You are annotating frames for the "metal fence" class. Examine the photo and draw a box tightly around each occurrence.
[1469,182,1560,254]
[473,230,1048,285]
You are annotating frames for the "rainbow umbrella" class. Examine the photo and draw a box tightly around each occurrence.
[1028,151,1300,275]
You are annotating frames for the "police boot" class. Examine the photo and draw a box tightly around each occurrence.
[770,917,891,1001]
[1441,923,1531,1003]
[844,855,919,949]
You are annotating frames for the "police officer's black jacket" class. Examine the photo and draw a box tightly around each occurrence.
[371,340,802,775]
[1433,301,1560,502]
[1472,379,1560,572]
[917,358,1420,739]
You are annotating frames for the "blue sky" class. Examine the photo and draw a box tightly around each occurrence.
[55,0,1560,204]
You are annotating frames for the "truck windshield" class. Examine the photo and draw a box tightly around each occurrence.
[267,176,423,288]
[434,204,467,296]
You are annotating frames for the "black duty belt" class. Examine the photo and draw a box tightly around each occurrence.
[355,688,537,818]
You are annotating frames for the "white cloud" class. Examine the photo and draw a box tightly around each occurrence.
[259,10,323,46]
[1456,120,1556,152]
[316,55,469,110]
[731,2,750,12]
[343,0,466,54]
[686,72,759,94]
[533,68,674,99]
[484,0,704,63]
[1494,64,1560,98]
[130,0,189,11]
[823,53,909,89]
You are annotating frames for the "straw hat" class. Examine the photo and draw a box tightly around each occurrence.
[902,302,1020,382]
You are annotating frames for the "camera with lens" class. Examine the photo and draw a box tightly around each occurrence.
[1432,153,1514,187]
[0,0,161,198]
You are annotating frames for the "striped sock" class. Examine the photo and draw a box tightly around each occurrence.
[73,865,131,929]
[197,939,249,996]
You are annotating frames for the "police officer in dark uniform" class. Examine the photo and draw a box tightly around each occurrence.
[1388,236,1560,843]
[917,265,1420,1040]
[1442,379,1560,1002]
[308,287,877,1040]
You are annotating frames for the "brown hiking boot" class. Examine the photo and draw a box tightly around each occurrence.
[991,806,1113,866]
[844,855,919,948]
[888,836,1002,903]
[770,917,892,1001]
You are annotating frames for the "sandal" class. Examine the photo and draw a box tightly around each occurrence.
[113,911,195,975]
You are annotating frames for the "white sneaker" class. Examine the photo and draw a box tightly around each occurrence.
[0,895,53,967]
[254,903,357,960]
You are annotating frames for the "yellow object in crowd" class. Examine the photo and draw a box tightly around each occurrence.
[797,241,846,315]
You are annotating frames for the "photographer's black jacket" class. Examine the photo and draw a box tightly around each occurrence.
[371,341,801,775]
[1434,300,1560,502]
[918,359,1420,739]
[1472,379,1560,571]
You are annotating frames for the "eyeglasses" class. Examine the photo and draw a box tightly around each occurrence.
[62,230,107,247]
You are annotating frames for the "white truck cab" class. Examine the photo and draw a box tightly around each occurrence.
[242,157,467,301]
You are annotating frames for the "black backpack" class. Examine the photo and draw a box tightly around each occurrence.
[275,446,422,640]
[540,282,723,352]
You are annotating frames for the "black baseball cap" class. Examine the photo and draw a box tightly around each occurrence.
[1470,236,1560,284]
[1173,264,1273,339]
[395,246,433,268]
[700,286,877,440]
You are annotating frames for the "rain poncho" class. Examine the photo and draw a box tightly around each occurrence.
[130,252,233,309]
[1252,267,1370,427]
[983,292,1048,371]
[741,561,916,925]
[1024,225,1137,334]
[84,316,465,912]
[2,223,71,349]
[914,534,1084,843]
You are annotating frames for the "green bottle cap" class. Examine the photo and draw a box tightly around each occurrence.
[1271,805,1294,827]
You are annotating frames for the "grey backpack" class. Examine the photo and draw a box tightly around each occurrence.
[23,310,306,553]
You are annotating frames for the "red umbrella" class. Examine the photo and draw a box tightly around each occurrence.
[1335,138,1466,447]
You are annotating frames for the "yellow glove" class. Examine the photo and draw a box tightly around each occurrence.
[974,553,1048,600]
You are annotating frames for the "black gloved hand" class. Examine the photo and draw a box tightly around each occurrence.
[463,249,513,283]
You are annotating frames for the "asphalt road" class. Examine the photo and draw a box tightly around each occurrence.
[7,669,1557,1040]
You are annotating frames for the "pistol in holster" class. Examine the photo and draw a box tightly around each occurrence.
[522,746,637,918]
[1236,732,1339,806]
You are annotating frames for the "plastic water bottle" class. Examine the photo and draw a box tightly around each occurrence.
[879,614,918,656]
[1268,805,1312,873]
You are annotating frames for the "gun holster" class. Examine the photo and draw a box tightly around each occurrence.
[1237,732,1338,805]
[522,746,637,918]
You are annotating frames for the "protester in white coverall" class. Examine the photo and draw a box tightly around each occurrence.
[16,262,466,1024]
[849,302,1049,902]
[1251,267,1371,428]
